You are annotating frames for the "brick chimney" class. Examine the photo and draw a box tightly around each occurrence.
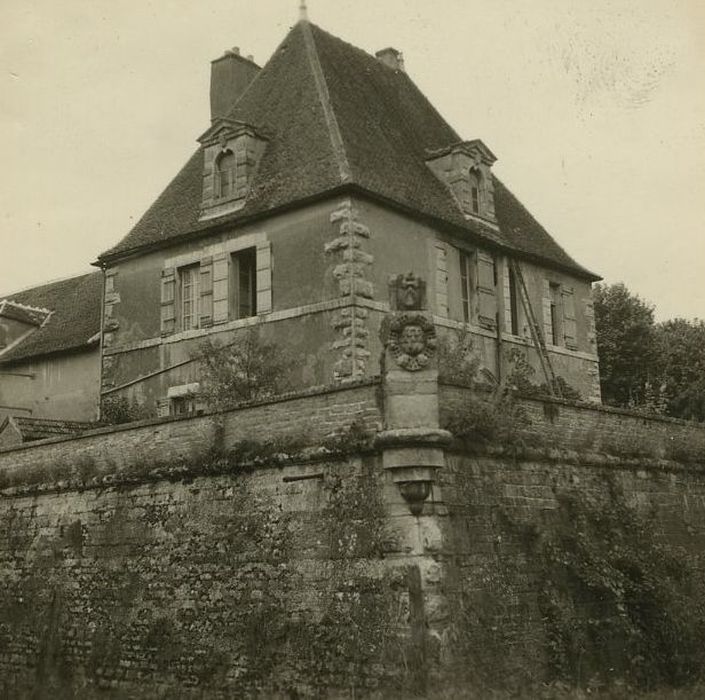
[210,47,260,121]
[375,47,405,72]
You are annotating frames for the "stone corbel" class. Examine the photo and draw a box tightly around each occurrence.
[375,428,451,515]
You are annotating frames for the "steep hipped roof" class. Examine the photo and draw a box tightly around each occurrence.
[0,272,102,364]
[99,21,598,280]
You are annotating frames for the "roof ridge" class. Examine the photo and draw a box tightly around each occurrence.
[311,21,464,145]
[0,299,52,315]
[0,269,98,301]
[300,21,351,184]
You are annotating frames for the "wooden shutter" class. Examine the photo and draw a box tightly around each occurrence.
[476,252,497,330]
[435,243,448,317]
[212,253,229,324]
[256,241,272,314]
[160,267,176,335]
[502,260,512,333]
[562,287,577,349]
[542,279,553,345]
[199,256,214,327]
[459,250,471,323]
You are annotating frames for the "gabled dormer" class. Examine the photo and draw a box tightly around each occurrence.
[0,299,50,354]
[426,139,497,222]
[197,118,268,221]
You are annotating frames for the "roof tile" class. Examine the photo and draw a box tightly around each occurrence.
[98,21,598,280]
[0,272,102,364]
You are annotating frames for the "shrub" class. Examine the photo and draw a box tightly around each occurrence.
[195,328,296,411]
[101,395,148,424]
[437,330,482,386]
[534,479,705,691]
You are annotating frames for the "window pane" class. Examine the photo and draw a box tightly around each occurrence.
[217,152,237,199]
[509,267,519,335]
[180,265,200,330]
[233,248,257,318]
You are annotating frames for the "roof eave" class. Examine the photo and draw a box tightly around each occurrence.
[0,338,100,367]
[95,184,600,282]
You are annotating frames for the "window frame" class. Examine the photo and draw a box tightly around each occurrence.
[468,168,481,214]
[231,247,258,320]
[215,150,237,200]
[508,266,520,336]
[179,264,201,331]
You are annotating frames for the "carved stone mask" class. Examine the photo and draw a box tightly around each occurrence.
[400,324,425,356]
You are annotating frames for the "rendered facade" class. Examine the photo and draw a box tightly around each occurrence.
[96,19,601,419]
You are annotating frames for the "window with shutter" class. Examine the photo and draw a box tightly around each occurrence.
[562,288,577,349]
[160,268,176,335]
[476,252,497,330]
[180,265,200,330]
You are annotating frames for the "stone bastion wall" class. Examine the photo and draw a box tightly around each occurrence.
[1,377,705,697]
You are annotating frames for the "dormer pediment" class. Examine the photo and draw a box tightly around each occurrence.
[198,118,269,221]
[426,139,497,222]
[197,118,268,147]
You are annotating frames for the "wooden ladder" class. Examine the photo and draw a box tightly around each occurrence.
[509,259,561,398]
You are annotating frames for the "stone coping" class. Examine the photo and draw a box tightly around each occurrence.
[446,443,705,474]
[438,379,705,431]
[0,377,381,455]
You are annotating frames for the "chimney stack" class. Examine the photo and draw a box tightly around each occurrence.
[375,47,405,72]
[210,48,260,121]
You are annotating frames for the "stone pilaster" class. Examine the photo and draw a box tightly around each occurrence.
[326,199,374,381]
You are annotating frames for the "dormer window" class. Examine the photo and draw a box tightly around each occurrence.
[426,139,497,222]
[197,118,268,221]
[469,169,480,214]
[216,150,237,199]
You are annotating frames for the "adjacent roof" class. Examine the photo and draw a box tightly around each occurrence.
[0,272,102,364]
[0,416,96,445]
[0,300,50,326]
[98,21,598,280]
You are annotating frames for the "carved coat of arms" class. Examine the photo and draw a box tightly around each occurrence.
[388,313,437,371]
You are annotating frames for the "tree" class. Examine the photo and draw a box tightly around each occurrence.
[195,329,295,411]
[654,318,705,422]
[593,283,659,408]
[593,284,705,422]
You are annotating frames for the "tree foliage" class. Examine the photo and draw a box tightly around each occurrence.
[655,319,705,422]
[593,283,658,408]
[594,283,705,421]
[195,329,295,411]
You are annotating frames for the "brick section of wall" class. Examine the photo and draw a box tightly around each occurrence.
[440,382,705,458]
[0,382,382,487]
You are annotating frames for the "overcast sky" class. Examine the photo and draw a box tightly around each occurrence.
[1,0,703,320]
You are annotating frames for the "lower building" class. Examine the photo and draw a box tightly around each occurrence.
[0,272,102,443]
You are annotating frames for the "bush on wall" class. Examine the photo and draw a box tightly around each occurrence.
[532,477,705,692]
